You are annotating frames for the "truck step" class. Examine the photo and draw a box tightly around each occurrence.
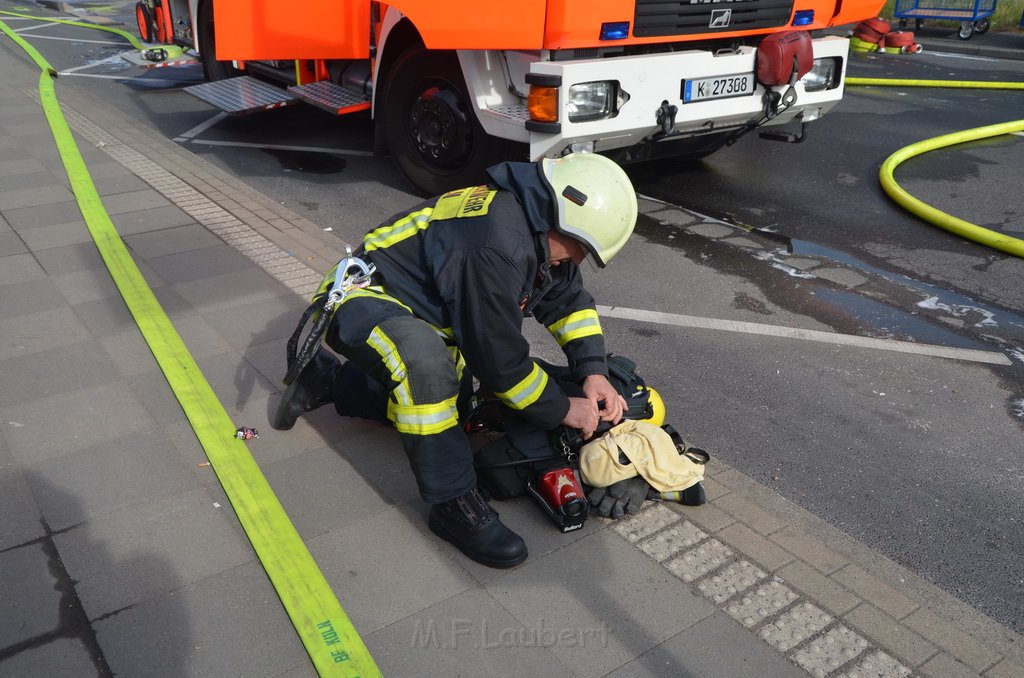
[486,103,530,124]
[184,76,296,115]
[287,81,371,115]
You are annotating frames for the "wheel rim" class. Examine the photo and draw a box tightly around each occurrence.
[135,3,152,43]
[408,84,472,172]
[154,4,169,43]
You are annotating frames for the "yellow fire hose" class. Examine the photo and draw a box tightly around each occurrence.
[0,8,144,49]
[846,77,1024,90]
[847,77,1024,257]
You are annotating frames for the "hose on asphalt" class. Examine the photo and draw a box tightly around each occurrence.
[0,8,144,49]
[846,76,1024,257]
[846,76,1024,90]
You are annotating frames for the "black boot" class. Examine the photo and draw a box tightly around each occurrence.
[271,350,340,430]
[429,488,528,569]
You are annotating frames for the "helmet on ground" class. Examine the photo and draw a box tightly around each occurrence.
[645,386,666,428]
[541,153,638,267]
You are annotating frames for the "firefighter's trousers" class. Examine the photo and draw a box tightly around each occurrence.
[326,288,475,504]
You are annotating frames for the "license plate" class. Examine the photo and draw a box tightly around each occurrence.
[682,73,755,103]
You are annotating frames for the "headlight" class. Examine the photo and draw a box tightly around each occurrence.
[802,58,841,92]
[568,81,616,122]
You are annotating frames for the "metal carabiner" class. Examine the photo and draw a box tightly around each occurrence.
[324,246,376,310]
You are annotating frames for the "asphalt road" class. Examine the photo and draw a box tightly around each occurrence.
[5,1,1024,635]
[631,46,1024,341]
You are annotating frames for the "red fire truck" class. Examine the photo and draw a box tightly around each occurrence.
[136,0,884,194]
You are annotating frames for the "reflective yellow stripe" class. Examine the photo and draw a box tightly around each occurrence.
[363,208,433,251]
[496,363,549,410]
[547,309,603,347]
[448,346,466,382]
[367,327,411,406]
[389,397,460,435]
[341,289,452,343]
[339,286,415,314]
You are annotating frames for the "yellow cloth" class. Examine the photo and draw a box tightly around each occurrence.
[579,419,704,492]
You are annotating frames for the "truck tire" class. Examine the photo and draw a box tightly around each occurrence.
[382,46,519,196]
[198,0,240,81]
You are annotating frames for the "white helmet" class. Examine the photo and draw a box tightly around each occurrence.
[541,153,638,267]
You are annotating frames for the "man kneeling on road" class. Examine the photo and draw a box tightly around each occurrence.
[271,153,638,569]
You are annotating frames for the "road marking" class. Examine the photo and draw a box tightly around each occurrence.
[58,54,133,74]
[14,32,125,45]
[12,21,59,32]
[187,138,375,156]
[175,112,228,140]
[597,305,1013,365]
[57,72,186,85]
[926,51,996,62]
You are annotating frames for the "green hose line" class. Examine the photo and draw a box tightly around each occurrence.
[847,76,1024,90]
[879,119,1024,257]
[0,8,144,50]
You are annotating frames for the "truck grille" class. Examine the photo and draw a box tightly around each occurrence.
[634,0,795,37]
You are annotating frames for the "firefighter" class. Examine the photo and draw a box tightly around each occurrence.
[272,153,638,568]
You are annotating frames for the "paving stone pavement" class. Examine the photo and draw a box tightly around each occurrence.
[2,15,1024,678]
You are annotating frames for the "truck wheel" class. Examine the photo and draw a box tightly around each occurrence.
[198,0,240,81]
[382,46,518,196]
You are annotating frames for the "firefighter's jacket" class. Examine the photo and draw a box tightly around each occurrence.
[349,161,608,431]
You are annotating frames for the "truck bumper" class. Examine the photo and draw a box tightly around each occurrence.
[524,35,850,160]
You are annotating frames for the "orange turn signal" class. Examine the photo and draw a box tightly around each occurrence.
[528,85,559,123]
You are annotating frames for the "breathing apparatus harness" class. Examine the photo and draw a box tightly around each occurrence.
[283,247,376,385]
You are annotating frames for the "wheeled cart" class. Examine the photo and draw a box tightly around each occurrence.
[894,0,997,38]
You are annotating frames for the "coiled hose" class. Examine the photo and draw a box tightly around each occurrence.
[846,76,1024,257]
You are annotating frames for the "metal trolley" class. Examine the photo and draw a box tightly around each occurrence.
[894,0,997,39]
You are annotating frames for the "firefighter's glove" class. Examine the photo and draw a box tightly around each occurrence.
[587,477,650,519]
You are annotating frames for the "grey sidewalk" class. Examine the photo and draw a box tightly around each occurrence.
[2,25,1024,678]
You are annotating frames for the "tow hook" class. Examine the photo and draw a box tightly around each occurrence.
[655,100,678,136]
